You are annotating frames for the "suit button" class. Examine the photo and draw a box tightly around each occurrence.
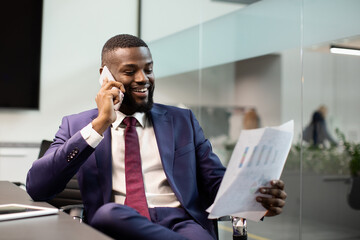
[67,148,80,163]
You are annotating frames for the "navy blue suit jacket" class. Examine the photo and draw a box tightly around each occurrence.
[26,103,225,236]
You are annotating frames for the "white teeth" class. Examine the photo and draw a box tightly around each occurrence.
[134,88,147,93]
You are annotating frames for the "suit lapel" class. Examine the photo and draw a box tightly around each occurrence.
[150,105,175,181]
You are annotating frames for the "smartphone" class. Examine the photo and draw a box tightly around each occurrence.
[99,66,123,110]
[99,65,116,85]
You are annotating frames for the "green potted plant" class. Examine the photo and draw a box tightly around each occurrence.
[336,129,360,210]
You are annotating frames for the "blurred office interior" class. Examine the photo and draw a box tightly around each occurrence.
[0,0,360,239]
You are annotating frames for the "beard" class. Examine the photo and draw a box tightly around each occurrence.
[121,85,154,114]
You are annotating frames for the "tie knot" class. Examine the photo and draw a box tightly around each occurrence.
[123,117,137,127]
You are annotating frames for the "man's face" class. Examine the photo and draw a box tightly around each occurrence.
[105,47,155,115]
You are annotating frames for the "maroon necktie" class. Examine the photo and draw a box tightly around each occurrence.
[123,117,150,220]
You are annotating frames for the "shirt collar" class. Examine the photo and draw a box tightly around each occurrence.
[112,111,146,129]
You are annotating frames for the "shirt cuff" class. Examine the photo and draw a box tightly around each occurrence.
[80,123,103,148]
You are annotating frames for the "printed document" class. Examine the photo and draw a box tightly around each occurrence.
[207,120,294,221]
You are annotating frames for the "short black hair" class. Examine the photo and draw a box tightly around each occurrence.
[101,34,148,66]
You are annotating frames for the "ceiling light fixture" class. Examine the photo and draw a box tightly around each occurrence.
[330,45,360,56]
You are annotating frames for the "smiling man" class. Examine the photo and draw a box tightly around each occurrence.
[26,34,287,240]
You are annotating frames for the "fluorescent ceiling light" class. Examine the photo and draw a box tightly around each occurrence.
[330,45,360,56]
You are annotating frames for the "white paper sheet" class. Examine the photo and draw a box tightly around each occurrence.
[207,120,294,222]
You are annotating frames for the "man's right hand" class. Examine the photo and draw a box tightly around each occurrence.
[92,78,125,135]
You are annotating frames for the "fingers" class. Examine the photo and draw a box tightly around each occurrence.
[256,195,286,217]
[257,196,285,208]
[259,187,287,200]
[263,199,285,216]
[113,96,120,105]
[264,207,283,217]
[271,179,285,190]
[256,179,287,217]
[110,88,121,105]
[98,78,124,107]
[258,180,287,199]
[101,77,125,93]
[118,83,126,93]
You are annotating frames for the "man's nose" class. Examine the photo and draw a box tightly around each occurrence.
[135,70,148,83]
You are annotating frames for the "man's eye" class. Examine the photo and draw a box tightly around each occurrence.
[124,71,135,75]
[145,69,153,74]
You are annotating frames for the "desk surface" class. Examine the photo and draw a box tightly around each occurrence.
[0,181,112,240]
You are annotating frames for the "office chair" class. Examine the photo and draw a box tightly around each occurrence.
[38,140,84,221]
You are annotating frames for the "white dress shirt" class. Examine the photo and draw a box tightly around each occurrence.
[80,111,181,208]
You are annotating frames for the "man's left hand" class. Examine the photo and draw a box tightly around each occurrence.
[256,180,287,217]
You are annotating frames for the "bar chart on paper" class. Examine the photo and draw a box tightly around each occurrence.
[240,145,279,169]
[207,120,294,221]
[238,142,286,200]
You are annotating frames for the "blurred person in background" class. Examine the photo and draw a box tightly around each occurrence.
[303,105,337,147]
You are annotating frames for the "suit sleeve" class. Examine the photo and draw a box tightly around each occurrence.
[26,116,95,201]
[189,110,226,204]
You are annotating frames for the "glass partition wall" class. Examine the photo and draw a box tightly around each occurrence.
[141,0,360,239]
[299,1,360,239]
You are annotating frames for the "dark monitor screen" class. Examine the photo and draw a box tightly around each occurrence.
[0,0,43,109]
